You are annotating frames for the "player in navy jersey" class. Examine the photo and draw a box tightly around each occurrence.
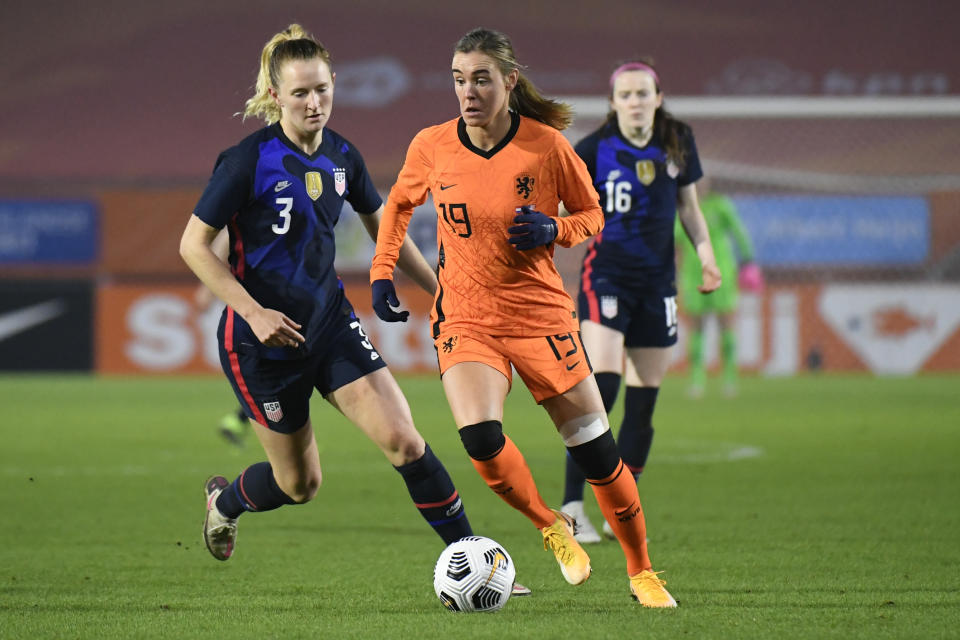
[560,59,721,542]
[179,26,532,595]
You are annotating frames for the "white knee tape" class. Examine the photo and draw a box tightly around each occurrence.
[557,412,609,447]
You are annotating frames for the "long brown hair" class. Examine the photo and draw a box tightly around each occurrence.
[606,57,688,170]
[242,24,333,124]
[454,28,572,131]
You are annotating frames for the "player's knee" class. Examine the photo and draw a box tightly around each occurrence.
[557,412,609,447]
[393,432,427,466]
[277,468,322,504]
[458,420,505,460]
[376,421,425,466]
[565,429,620,481]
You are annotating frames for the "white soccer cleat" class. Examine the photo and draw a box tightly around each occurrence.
[561,500,602,544]
[203,475,238,561]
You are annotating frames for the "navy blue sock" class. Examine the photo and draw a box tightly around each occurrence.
[215,462,296,518]
[594,372,622,414]
[395,444,472,545]
[618,386,659,479]
[562,372,621,504]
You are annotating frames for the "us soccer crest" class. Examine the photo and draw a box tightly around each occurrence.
[305,171,323,200]
[263,401,283,423]
[601,295,618,319]
[334,168,346,196]
[635,160,655,186]
[666,160,679,179]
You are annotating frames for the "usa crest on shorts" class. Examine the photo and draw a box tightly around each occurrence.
[601,295,618,319]
[264,401,284,423]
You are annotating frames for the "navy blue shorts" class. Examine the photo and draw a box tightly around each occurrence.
[578,277,678,348]
[219,307,387,433]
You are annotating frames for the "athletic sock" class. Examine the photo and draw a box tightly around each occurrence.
[216,461,296,518]
[618,386,659,478]
[721,328,737,385]
[594,372,622,414]
[562,372,621,504]
[689,328,706,388]
[562,451,586,504]
[471,435,554,529]
[588,460,651,575]
[394,444,472,545]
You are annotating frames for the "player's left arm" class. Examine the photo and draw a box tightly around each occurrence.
[721,197,755,263]
[677,183,721,293]
[552,142,604,247]
[360,205,438,296]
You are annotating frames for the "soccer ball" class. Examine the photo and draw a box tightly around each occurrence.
[433,536,516,612]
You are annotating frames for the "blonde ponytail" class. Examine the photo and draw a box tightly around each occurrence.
[242,24,332,124]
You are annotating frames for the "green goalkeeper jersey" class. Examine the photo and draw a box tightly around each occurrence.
[675,192,754,314]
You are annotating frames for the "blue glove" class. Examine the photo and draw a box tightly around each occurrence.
[371,279,409,322]
[508,205,557,251]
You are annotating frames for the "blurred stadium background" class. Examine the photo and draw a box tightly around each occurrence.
[1,0,958,378]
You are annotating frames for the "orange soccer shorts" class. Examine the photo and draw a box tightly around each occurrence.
[434,328,593,403]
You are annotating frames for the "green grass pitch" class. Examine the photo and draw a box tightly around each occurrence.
[1,373,958,638]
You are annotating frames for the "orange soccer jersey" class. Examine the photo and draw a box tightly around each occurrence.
[371,113,603,338]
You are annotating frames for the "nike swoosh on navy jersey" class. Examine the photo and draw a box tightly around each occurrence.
[0,300,67,343]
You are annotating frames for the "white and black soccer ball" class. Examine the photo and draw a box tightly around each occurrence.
[433,536,516,612]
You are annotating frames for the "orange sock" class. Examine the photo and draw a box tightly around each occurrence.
[589,460,651,575]
[470,435,555,529]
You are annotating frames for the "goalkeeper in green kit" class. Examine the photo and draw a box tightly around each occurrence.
[675,179,762,398]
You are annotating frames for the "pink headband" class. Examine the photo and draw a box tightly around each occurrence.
[609,62,660,88]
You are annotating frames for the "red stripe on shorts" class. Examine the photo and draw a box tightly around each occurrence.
[225,307,267,426]
[581,234,601,321]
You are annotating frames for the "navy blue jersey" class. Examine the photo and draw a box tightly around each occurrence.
[194,123,382,359]
[575,119,702,290]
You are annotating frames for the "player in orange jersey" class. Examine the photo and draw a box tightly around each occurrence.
[370,27,677,608]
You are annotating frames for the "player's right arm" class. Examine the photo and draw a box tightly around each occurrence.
[360,205,438,295]
[180,215,304,348]
[184,149,304,348]
[371,131,432,283]
[192,227,230,308]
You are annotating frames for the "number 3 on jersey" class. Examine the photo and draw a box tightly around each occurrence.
[273,197,293,234]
